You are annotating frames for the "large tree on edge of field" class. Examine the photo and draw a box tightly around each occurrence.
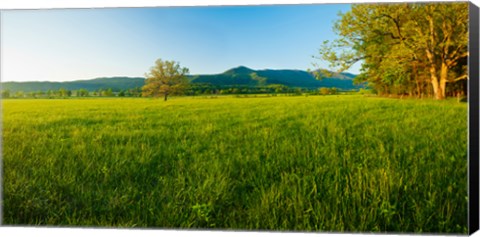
[315,2,468,100]
[142,59,190,101]
[409,3,469,99]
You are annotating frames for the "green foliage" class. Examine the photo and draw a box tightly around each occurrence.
[318,87,338,95]
[250,72,267,86]
[357,88,373,95]
[319,87,330,95]
[2,89,11,98]
[15,91,25,98]
[142,59,189,100]
[104,88,114,97]
[1,86,137,99]
[2,96,467,233]
[316,3,468,99]
[330,87,338,95]
[77,89,89,97]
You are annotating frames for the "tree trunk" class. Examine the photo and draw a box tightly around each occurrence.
[438,62,448,100]
[164,93,168,101]
[412,61,422,98]
[429,65,443,100]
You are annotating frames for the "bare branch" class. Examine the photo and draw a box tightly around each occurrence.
[450,74,468,82]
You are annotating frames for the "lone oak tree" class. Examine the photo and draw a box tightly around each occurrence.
[142,59,190,101]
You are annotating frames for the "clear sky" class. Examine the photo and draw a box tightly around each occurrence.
[1,4,361,82]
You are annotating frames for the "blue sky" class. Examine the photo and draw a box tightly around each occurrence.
[1,4,361,82]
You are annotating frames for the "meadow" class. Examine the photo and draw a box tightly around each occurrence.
[2,95,468,233]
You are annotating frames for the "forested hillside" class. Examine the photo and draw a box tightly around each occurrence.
[190,66,360,89]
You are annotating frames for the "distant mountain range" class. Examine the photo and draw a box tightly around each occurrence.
[1,77,146,93]
[1,66,362,92]
[190,66,360,89]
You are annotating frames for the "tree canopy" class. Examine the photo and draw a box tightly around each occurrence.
[316,2,468,99]
[142,59,190,101]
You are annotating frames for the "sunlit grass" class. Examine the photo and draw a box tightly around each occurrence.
[2,95,467,233]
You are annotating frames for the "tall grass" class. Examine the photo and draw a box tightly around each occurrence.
[2,95,467,233]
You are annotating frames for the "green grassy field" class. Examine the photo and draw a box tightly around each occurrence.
[2,95,468,233]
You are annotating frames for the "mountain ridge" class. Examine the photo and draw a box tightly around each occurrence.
[1,67,362,92]
[189,66,360,89]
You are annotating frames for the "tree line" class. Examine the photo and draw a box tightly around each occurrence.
[1,84,347,99]
[316,2,468,100]
[185,84,342,96]
[1,88,143,99]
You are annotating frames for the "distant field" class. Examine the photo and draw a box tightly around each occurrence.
[2,95,468,233]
